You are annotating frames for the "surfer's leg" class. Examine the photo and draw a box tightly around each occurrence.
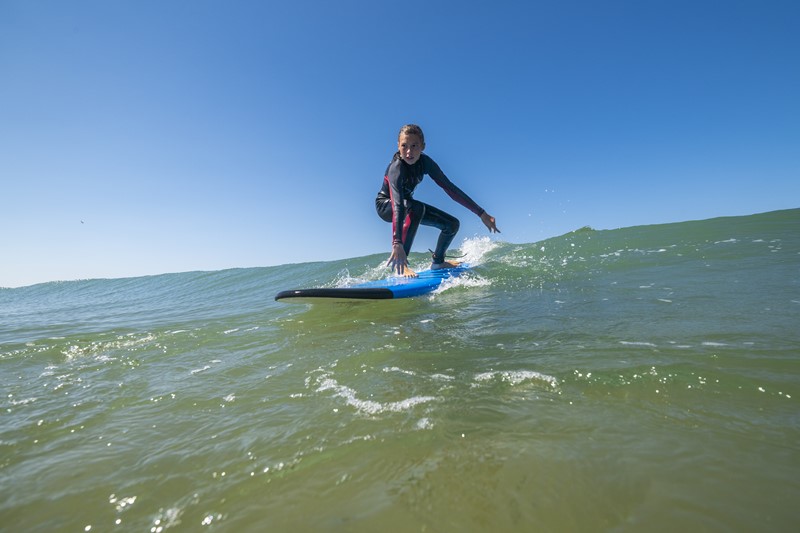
[377,198,425,257]
[376,198,393,222]
[377,198,415,252]
[419,204,460,265]
[402,200,425,256]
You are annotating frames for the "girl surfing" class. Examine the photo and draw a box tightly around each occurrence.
[375,124,500,277]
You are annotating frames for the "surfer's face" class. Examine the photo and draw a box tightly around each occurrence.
[398,134,424,165]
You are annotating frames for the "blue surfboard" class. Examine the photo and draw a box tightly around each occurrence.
[275,264,471,302]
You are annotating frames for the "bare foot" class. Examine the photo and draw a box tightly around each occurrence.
[399,265,418,278]
[431,260,461,270]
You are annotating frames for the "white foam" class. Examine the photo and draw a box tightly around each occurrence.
[9,396,37,406]
[416,417,434,430]
[457,235,499,264]
[315,375,436,415]
[333,268,357,288]
[431,271,491,296]
[382,366,416,376]
[620,341,657,347]
[473,370,558,389]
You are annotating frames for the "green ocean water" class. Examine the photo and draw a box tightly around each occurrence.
[1,209,799,532]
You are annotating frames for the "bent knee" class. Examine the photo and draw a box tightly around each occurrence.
[447,218,460,235]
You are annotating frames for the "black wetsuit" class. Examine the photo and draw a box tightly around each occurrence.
[375,153,485,264]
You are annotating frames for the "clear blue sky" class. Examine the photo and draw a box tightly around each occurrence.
[2,0,798,288]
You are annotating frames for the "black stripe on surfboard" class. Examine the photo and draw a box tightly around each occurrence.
[275,287,395,301]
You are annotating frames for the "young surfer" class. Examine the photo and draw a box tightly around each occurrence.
[376,124,500,277]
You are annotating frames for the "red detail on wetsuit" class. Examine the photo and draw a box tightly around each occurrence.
[384,175,403,244]
[402,213,412,243]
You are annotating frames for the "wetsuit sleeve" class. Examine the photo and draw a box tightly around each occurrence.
[424,156,486,217]
[384,161,406,244]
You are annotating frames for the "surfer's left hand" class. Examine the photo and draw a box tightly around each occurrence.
[481,212,500,233]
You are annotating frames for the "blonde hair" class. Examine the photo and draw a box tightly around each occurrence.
[398,124,425,144]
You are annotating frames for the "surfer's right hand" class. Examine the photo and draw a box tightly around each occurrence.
[387,243,413,276]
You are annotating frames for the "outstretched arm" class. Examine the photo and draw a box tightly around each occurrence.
[481,212,500,233]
